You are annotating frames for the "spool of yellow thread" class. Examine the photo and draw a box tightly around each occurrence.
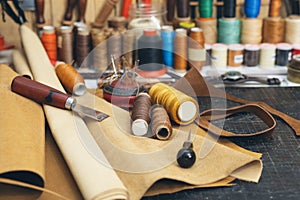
[149,83,199,125]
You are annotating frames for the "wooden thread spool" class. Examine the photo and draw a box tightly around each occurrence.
[263,17,285,44]
[269,0,281,17]
[241,18,263,44]
[91,28,110,71]
[195,17,217,44]
[41,26,57,66]
[188,27,206,70]
[150,104,173,140]
[57,26,73,64]
[174,28,188,72]
[285,16,300,44]
[259,43,276,68]
[55,62,86,95]
[211,43,228,67]
[227,44,244,67]
[149,83,199,125]
[131,93,152,136]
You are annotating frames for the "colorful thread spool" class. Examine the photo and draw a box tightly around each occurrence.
[137,29,165,77]
[198,0,213,18]
[259,43,276,68]
[227,44,244,67]
[223,0,236,18]
[285,16,300,44]
[263,17,285,44]
[211,43,228,67]
[41,26,57,66]
[269,0,281,17]
[241,18,263,44]
[276,43,292,66]
[195,17,217,44]
[161,25,175,67]
[55,62,86,95]
[244,0,261,18]
[188,27,206,70]
[243,44,260,67]
[149,83,199,125]
[57,26,73,64]
[173,28,188,72]
[218,18,240,44]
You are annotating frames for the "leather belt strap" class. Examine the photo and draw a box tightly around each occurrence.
[196,104,277,137]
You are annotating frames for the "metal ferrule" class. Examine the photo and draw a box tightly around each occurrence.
[65,97,76,110]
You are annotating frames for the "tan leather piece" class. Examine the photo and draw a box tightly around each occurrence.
[174,67,300,136]
[0,65,82,200]
[79,93,263,199]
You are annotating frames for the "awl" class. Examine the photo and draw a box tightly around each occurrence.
[11,76,109,122]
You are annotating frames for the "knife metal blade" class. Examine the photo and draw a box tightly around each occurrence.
[11,76,109,122]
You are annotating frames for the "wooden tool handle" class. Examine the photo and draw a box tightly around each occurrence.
[11,76,70,109]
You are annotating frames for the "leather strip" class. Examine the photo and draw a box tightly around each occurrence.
[196,104,277,137]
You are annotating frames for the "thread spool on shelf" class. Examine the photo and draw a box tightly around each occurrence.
[227,44,244,67]
[57,26,73,64]
[244,0,261,18]
[259,43,276,68]
[174,28,188,72]
[243,44,260,67]
[263,17,285,44]
[161,25,175,67]
[195,17,217,44]
[241,18,262,44]
[269,0,281,17]
[276,43,292,66]
[41,26,57,66]
[149,83,199,125]
[211,43,228,68]
[188,27,206,70]
[285,16,300,44]
[292,44,300,57]
[218,18,241,44]
[55,62,87,96]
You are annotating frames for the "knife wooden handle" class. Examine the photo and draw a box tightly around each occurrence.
[11,76,70,109]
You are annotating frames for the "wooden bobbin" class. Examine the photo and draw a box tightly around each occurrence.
[149,83,199,125]
[55,62,86,95]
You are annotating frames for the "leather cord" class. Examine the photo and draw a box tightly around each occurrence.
[196,104,277,137]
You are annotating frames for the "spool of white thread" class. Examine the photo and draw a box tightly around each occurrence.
[211,43,228,68]
[259,43,276,68]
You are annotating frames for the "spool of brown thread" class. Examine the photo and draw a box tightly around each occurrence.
[241,18,263,44]
[269,0,281,17]
[263,17,285,44]
[57,26,73,64]
[55,62,86,95]
[174,28,188,72]
[76,27,91,67]
[188,27,206,70]
[150,104,173,140]
[227,44,244,67]
[131,93,152,136]
[93,0,119,28]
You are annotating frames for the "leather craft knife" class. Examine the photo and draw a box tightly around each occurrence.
[11,76,109,122]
